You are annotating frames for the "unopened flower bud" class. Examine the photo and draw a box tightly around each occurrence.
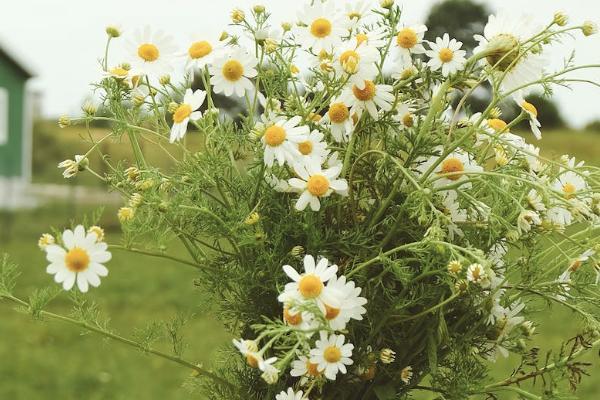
[38,233,55,250]
[168,101,179,114]
[219,31,230,41]
[82,101,97,116]
[88,226,105,242]
[553,12,568,27]
[159,75,171,85]
[264,38,278,54]
[244,212,260,225]
[125,166,140,182]
[582,21,597,36]
[281,22,292,32]
[380,348,396,364]
[231,8,245,23]
[380,0,394,9]
[290,245,304,257]
[253,4,265,14]
[117,207,135,223]
[447,260,462,275]
[129,193,143,208]
[58,115,71,128]
[105,25,122,38]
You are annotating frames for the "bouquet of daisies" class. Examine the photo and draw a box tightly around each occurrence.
[3,1,600,399]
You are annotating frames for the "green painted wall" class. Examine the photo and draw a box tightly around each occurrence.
[0,56,25,177]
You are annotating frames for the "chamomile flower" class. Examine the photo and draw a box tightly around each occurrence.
[474,13,545,94]
[44,225,111,293]
[169,89,206,143]
[517,210,541,233]
[416,147,483,190]
[282,305,318,332]
[339,80,394,120]
[355,27,387,49]
[266,174,294,193]
[291,355,322,384]
[558,249,596,283]
[400,366,413,384]
[514,94,542,139]
[552,165,588,200]
[321,101,355,142]
[288,160,349,212]
[323,275,367,330]
[276,388,304,400]
[261,116,310,167]
[232,339,262,368]
[425,34,467,77]
[343,0,373,30]
[310,332,354,380]
[527,189,546,212]
[393,23,427,62]
[278,254,340,311]
[126,27,177,77]
[334,39,379,88]
[296,1,345,53]
[295,130,329,166]
[209,47,258,97]
[394,102,416,129]
[467,263,489,287]
[184,36,218,72]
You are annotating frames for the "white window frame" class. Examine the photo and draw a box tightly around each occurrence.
[0,87,8,145]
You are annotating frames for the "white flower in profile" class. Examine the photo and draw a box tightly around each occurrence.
[44,225,111,293]
[517,210,541,233]
[260,361,279,384]
[527,189,546,212]
[513,93,542,139]
[339,79,394,120]
[333,39,379,89]
[310,332,354,380]
[321,101,354,143]
[400,366,413,384]
[551,161,588,201]
[278,254,340,311]
[294,130,330,166]
[209,46,258,97]
[232,339,275,371]
[296,1,345,53]
[125,27,177,77]
[354,27,387,49]
[276,388,304,400]
[394,102,416,130]
[425,34,467,77]
[169,89,206,143]
[288,159,349,212]
[416,147,483,190]
[58,155,87,179]
[547,205,572,227]
[261,116,310,167]
[291,354,322,384]
[323,275,367,330]
[558,249,596,283]
[474,13,545,94]
[393,23,428,62]
[342,0,373,30]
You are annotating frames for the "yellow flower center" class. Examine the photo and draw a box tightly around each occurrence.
[522,101,538,117]
[328,102,350,124]
[356,33,368,45]
[324,304,341,320]
[438,48,454,63]
[109,67,128,77]
[323,346,342,363]
[402,113,414,128]
[396,28,418,49]
[352,80,376,101]
[264,125,286,147]
[298,274,323,298]
[306,361,321,377]
[440,157,465,181]
[246,354,259,368]
[283,307,303,326]
[562,182,577,199]
[222,59,244,82]
[348,11,361,20]
[310,18,332,38]
[488,118,507,132]
[65,247,90,272]
[188,40,212,59]
[340,50,360,73]
[307,175,330,197]
[298,140,314,155]
[173,104,192,123]
[137,43,160,62]
[570,260,582,272]
[471,267,481,281]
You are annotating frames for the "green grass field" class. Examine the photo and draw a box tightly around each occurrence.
[1,124,599,399]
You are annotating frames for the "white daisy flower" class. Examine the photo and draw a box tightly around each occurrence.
[400,366,413,384]
[391,56,418,81]
[474,13,545,94]
[266,174,294,193]
[209,47,258,97]
[290,354,323,383]
[232,339,275,371]
[467,263,489,287]
[321,101,355,143]
[552,166,588,200]
[169,89,206,143]
[58,155,87,179]
[425,34,467,77]
[517,210,541,233]
[343,0,373,30]
[288,160,349,212]
[125,27,177,77]
[44,225,111,293]
[276,388,304,400]
[521,143,544,173]
[339,79,394,120]
[547,205,573,227]
[282,304,319,332]
[295,130,330,166]
[394,102,416,130]
[355,27,388,49]
[416,147,483,190]
[527,189,546,212]
[558,249,596,283]
[278,254,340,311]
[310,332,354,380]
[184,36,219,72]
[393,23,428,62]
[334,39,379,88]
[261,116,310,167]
[323,275,367,330]
[513,93,542,139]
[296,1,345,53]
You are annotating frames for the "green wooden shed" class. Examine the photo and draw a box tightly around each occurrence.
[0,43,34,208]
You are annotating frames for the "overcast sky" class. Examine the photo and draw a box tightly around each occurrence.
[1,0,599,127]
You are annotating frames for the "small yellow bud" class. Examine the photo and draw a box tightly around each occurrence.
[253,4,265,14]
[447,260,463,275]
[117,207,135,223]
[553,12,568,27]
[87,226,105,242]
[159,75,171,85]
[105,25,122,38]
[58,115,71,128]
[488,107,502,119]
[129,193,143,208]
[455,279,468,293]
[281,22,292,32]
[168,101,179,114]
[136,179,155,191]
[244,212,260,225]
[219,31,230,42]
[82,101,97,116]
[124,166,140,182]
[264,38,278,54]
[231,9,245,23]
[380,0,394,9]
[38,233,55,250]
[290,245,304,257]
[290,64,300,75]
[379,348,396,364]
[582,21,597,36]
